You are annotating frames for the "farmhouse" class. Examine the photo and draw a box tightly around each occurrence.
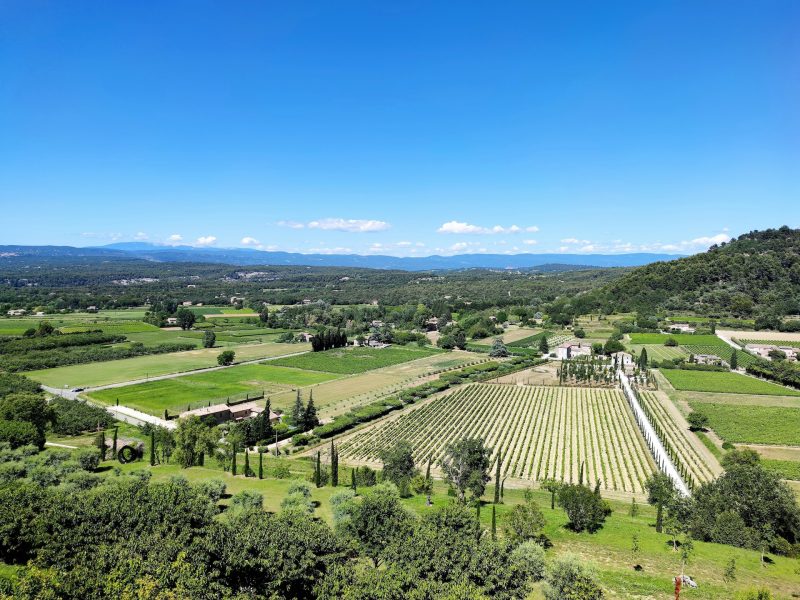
[230,296,245,305]
[6,309,26,316]
[694,354,727,367]
[609,351,634,368]
[556,342,591,360]
[425,317,440,331]
[297,332,314,342]
[180,402,280,425]
[166,317,178,326]
[744,343,798,362]
[668,323,695,333]
[182,301,193,306]
[86,305,98,313]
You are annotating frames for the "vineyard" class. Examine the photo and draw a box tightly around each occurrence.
[338,383,656,494]
[637,390,719,489]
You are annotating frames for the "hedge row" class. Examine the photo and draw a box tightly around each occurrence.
[747,359,800,390]
[0,331,125,355]
[0,342,196,372]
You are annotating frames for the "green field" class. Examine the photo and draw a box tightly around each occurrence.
[28,343,310,388]
[661,369,800,396]
[762,459,800,481]
[689,403,800,445]
[628,333,724,345]
[89,364,339,414]
[270,345,440,374]
[627,344,688,363]
[0,317,155,336]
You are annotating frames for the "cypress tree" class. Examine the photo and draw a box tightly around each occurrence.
[199,451,204,466]
[315,451,321,487]
[94,430,106,461]
[578,461,584,486]
[258,450,264,479]
[231,442,238,476]
[291,390,304,428]
[351,467,357,494]
[112,427,118,460]
[304,396,319,430]
[500,477,506,501]
[262,399,274,441]
[491,505,497,541]
[330,440,337,487]
[493,452,502,504]
[244,449,250,477]
[730,349,738,370]
[149,430,156,466]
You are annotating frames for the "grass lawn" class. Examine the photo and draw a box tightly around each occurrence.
[28,343,310,388]
[88,364,339,414]
[270,345,440,374]
[124,330,206,347]
[689,402,800,445]
[661,369,800,396]
[628,333,725,346]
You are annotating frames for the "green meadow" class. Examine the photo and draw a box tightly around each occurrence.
[28,343,310,388]
[270,345,441,374]
[628,333,725,346]
[689,402,800,445]
[661,369,800,396]
[88,364,339,414]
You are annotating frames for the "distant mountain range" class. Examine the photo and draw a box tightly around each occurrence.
[0,242,684,271]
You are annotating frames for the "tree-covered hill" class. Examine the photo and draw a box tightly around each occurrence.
[592,226,800,319]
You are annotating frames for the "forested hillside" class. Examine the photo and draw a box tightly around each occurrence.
[591,227,800,320]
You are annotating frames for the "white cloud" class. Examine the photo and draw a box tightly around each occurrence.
[560,238,591,244]
[195,236,217,246]
[133,232,149,241]
[688,233,731,247]
[276,220,305,229]
[523,239,538,245]
[307,246,353,254]
[166,234,183,244]
[437,221,538,235]
[449,242,470,252]
[240,236,260,246]
[308,218,390,233]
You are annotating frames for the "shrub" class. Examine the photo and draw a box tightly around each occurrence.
[557,484,611,533]
[510,540,546,583]
[0,420,39,449]
[231,490,263,511]
[197,479,227,503]
[217,350,236,366]
[49,397,114,435]
[75,447,101,472]
[544,554,603,600]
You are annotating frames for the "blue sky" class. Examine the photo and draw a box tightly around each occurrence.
[1,1,798,256]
